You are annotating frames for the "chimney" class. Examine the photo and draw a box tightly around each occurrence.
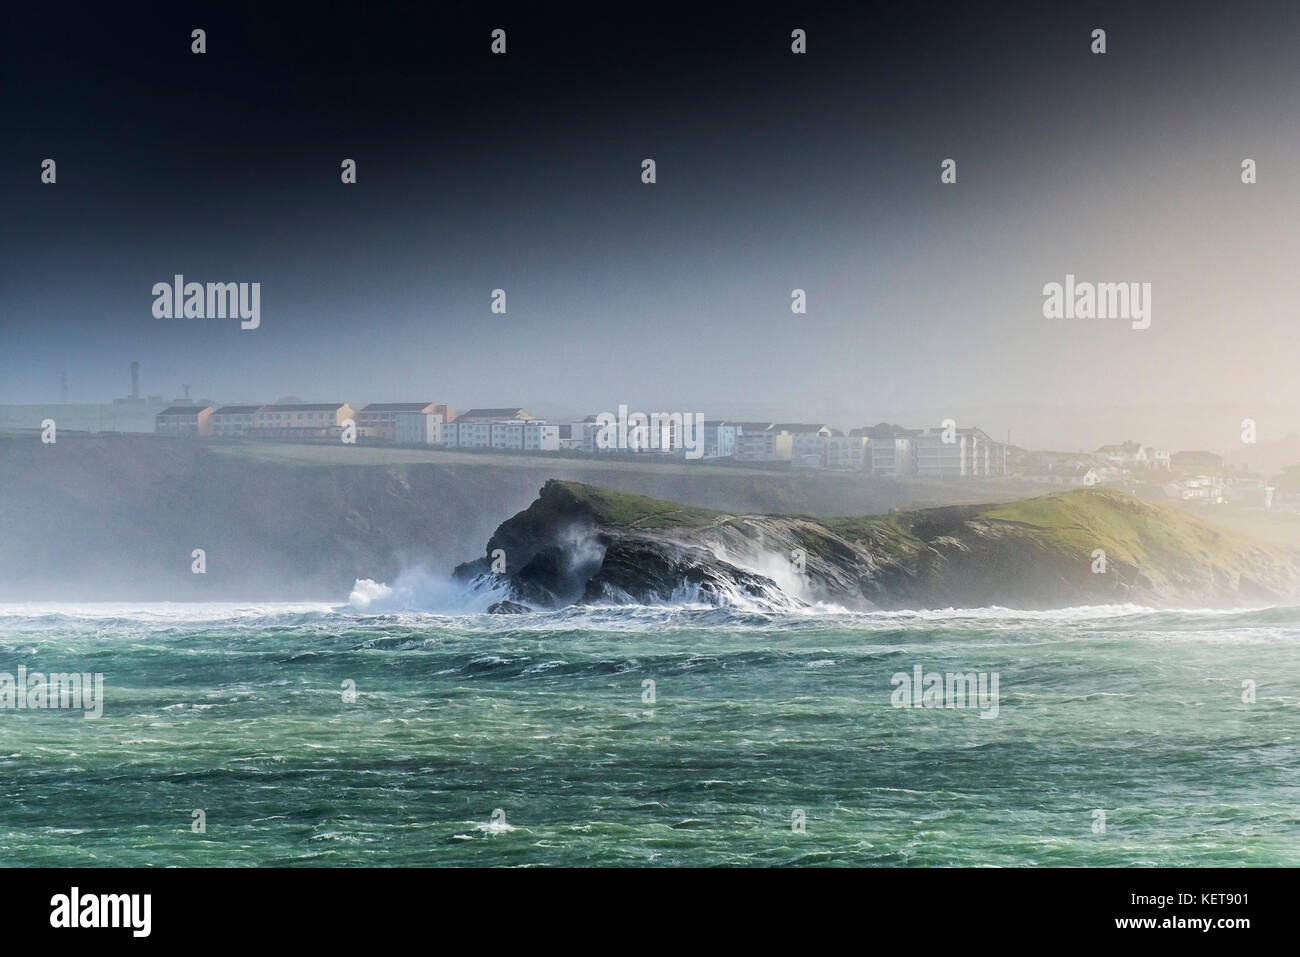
[130,361,140,400]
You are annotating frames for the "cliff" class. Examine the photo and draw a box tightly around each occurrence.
[454,480,1300,610]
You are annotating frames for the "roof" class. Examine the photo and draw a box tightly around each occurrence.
[851,425,922,439]
[359,402,436,413]
[918,426,994,439]
[259,403,347,412]
[772,423,831,433]
[157,406,212,416]
[1096,440,1145,453]
[455,408,532,421]
[213,405,264,414]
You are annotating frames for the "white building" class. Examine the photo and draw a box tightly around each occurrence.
[851,426,920,476]
[775,424,833,466]
[914,427,1006,478]
[732,424,789,462]
[702,421,742,459]
[1145,447,1171,471]
[825,433,868,470]
[438,409,559,452]
[394,411,443,445]
[490,420,559,451]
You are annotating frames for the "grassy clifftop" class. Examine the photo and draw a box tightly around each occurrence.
[538,479,722,529]
[544,480,1288,572]
[977,487,1256,568]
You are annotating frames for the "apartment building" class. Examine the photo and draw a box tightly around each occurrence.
[851,425,921,477]
[251,403,355,438]
[394,411,444,445]
[155,405,214,437]
[357,402,454,440]
[914,427,1006,478]
[733,424,791,462]
[210,405,263,437]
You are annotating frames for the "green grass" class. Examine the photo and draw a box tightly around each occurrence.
[977,487,1270,569]
[543,480,722,529]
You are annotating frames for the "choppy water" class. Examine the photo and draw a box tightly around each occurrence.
[1,600,1297,866]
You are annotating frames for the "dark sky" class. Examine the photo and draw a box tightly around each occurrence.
[3,0,1298,450]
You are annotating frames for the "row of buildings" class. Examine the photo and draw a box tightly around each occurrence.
[1015,441,1280,507]
[1019,441,1225,488]
[154,403,1011,478]
[715,422,1006,477]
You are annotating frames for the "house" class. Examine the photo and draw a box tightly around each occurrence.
[251,403,355,438]
[155,405,214,437]
[357,402,454,440]
[1145,447,1171,471]
[1096,441,1148,470]
[210,405,263,437]
[1067,466,1101,487]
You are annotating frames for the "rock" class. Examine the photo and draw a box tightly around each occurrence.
[486,600,530,615]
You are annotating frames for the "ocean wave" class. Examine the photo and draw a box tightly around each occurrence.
[3,596,1297,638]
[0,601,335,627]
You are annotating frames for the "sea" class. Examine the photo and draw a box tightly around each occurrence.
[1,598,1296,866]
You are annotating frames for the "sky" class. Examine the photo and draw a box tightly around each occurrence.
[2,0,1299,452]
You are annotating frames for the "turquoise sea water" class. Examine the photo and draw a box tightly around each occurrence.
[1,601,1297,866]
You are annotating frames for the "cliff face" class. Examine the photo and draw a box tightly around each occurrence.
[455,480,1300,610]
